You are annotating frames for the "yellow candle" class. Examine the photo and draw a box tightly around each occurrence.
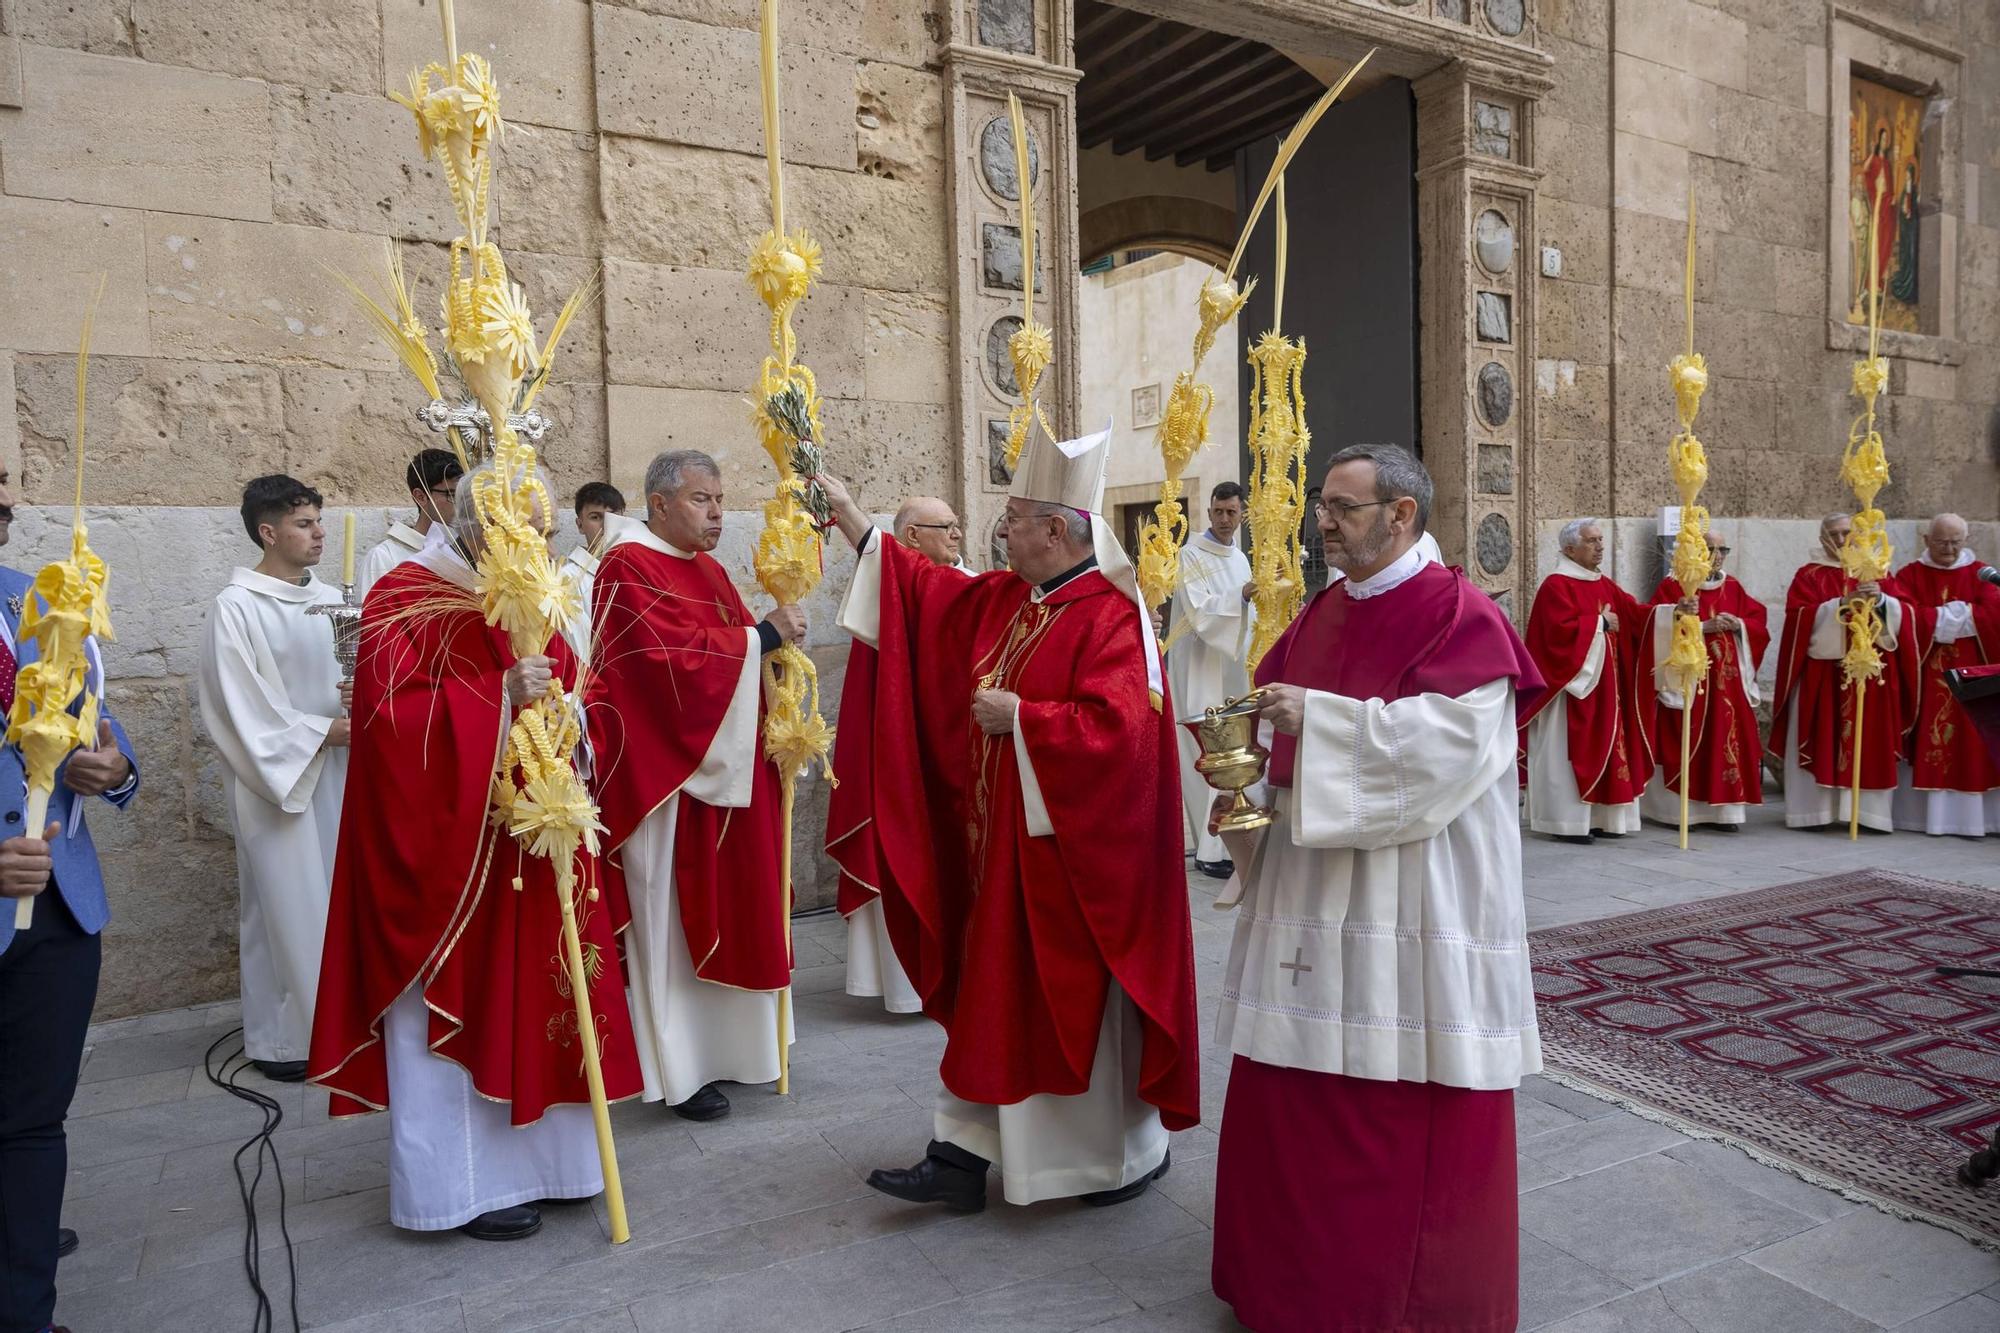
[342,512,356,586]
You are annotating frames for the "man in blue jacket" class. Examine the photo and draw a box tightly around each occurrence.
[0,464,139,1333]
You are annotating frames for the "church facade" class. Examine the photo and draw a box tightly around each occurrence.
[0,0,1995,1015]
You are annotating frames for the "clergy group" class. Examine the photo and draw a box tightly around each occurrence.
[1522,510,2000,842]
[15,424,1977,1333]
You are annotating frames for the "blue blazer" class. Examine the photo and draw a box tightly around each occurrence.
[0,563,139,953]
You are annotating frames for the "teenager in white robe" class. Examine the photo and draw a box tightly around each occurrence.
[1167,483,1253,876]
[196,476,349,1079]
[355,449,461,599]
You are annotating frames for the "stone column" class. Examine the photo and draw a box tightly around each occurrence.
[945,0,1083,563]
[1414,58,1548,620]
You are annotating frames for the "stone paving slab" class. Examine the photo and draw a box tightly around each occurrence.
[52,813,2000,1330]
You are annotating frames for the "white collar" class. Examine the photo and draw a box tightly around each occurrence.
[1193,531,1239,556]
[387,520,427,551]
[412,541,479,592]
[604,512,694,560]
[1920,548,1976,570]
[1345,539,1435,601]
[1555,556,1602,582]
[228,567,332,603]
[566,544,600,575]
[1808,548,1844,568]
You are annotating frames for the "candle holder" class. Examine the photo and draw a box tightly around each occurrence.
[308,583,363,681]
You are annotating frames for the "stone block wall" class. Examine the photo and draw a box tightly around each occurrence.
[0,0,952,1017]
[1531,0,2000,596]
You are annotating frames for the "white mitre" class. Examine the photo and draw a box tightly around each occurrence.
[1010,419,1165,704]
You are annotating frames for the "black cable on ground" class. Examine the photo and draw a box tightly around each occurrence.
[202,1028,302,1333]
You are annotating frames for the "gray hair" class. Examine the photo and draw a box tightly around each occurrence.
[453,461,554,542]
[1821,512,1850,532]
[1028,502,1092,545]
[1559,516,1601,551]
[645,449,721,501]
[1326,443,1433,535]
[1927,511,1968,536]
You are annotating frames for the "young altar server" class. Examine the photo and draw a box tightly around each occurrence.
[1167,481,1253,879]
[355,450,461,599]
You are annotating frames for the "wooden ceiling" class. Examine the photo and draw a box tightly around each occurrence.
[1076,0,1328,172]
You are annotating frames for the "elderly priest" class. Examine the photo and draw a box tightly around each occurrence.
[1893,513,2000,836]
[310,464,641,1242]
[818,425,1198,1211]
[1208,444,1544,1333]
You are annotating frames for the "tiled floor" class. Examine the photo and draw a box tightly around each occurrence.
[52,809,2000,1330]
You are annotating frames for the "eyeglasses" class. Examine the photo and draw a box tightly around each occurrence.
[1312,498,1393,522]
[426,486,456,500]
[907,522,962,535]
[1709,545,1732,556]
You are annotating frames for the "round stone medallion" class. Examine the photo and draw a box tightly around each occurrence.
[1477,361,1513,428]
[986,315,1024,395]
[1485,0,1526,38]
[1476,512,1513,576]
[980,117,1040,202]
[1474,209,1515,274]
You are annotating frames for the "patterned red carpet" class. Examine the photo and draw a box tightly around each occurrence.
[1532,870,2000,1248]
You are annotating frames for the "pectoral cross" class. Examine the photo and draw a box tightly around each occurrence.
[1278,947,1312,987]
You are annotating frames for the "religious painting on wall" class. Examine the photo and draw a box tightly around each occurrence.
[1846,73,1925,332]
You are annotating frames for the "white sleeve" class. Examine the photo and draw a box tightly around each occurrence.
[1290,678,1514,852]
[195,601,332,814]
[1566,617,1607,698]
[836,528,886,649]
[681,628,764,809]
[1177,552,1249,657]
[1934,601,1975,643]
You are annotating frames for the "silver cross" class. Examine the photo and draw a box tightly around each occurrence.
[1277,947,1313,987]
[417,398,550,450]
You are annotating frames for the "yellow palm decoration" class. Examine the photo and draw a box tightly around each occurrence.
[1662,188,1713,851]
[335,0,626,1244]
[1836,177,1896,839]
[8,280,115,932]
[1137,50,1375,613]
[1244,178,1312,671]
[748,0,838,1098]
[1001,92,1053,470]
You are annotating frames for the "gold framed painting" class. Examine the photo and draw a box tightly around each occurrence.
[1846,73,1925,334]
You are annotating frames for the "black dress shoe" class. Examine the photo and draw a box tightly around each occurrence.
[671,1083,731,1121]
[1705,821,1741,832]
[457,1205,542,1241]
[1079,1151,1171,1207]
[535,1194,597,1207]
[1193,858,1235,880]
[252,1059,310,1083]
[1555,833,1596,845]
[866,1150,988,1212]
[57,1226,78,1258]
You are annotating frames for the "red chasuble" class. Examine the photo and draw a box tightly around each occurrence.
[1637,576,1770,807]
[1767,560,1919,789]
[309,561,641,1126]
[1519,571,1651,802]
[827,641,883,919]
[583,539,789,991]
[826,538,1199,1129]
[1894,558,2000,793]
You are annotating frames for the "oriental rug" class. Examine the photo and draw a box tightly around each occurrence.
[1530,870,2000,1249]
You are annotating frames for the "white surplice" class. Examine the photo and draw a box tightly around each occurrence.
[604,521,793,1106]
[355,520,427,600]
[1216,544,1540,1089]
[561,544,599,665]
[838,527,1167,1200]
[1894,549,2000,836]
[1639,586,1762,828]
[381,988,602,1230]
[1524,559,1642,837]
[844,550,969,1015]
[1783,568,1903,832]
[196,568,350,1063]
[1167,532,1253,863]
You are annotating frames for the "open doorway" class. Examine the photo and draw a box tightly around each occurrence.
[1073,0,1421,594]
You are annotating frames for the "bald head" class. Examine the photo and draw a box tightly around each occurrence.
[893,496,962,566]
[1924,512,1969,566]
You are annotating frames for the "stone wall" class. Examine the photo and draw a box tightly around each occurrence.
[0,0,952,1018]
[1531,0,2000,602]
